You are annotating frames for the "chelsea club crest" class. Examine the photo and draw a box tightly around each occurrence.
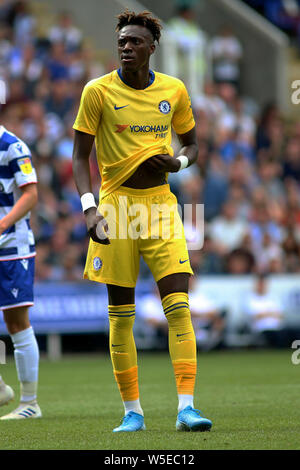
[159,100,171,114]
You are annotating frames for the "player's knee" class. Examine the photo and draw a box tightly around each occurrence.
[165,308,192,328]
[109,315,135,331]
[4,320,31,335]
[3,307,30,334]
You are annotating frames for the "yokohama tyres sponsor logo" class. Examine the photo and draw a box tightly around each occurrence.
[130,124,168,133]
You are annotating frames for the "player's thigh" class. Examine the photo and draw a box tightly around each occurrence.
[106,284,135,305]
[157,272,190,300]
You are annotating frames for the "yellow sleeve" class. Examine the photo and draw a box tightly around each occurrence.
[73,81,103,135]
[172,82,195,135]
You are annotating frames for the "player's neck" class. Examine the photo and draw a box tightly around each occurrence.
[120,65,152,90]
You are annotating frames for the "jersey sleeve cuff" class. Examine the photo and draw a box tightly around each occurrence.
[73,125,96,136]
[173,122,195,136]
[18,181,38,188]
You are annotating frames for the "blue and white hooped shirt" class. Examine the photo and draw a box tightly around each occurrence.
[0,125,37,261]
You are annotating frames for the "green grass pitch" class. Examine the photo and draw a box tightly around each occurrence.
[0,349,299,450]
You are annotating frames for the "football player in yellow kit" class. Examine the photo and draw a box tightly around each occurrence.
[72,9,212,433]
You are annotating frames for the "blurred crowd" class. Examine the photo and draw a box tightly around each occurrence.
[243,0,300,52]
[1,0,300,283]
[0,0,104,282]
[170,80,300,277]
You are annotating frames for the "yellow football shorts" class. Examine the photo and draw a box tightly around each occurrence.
[84,184,193,287]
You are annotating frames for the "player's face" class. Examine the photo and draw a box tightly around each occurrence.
[118,25,155,72]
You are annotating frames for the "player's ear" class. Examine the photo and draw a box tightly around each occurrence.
[149,43,156,55]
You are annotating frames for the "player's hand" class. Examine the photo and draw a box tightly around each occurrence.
[84,207,110,245]
[142,154,181,173]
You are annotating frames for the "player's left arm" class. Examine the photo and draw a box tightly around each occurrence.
[143,126,198,173]
[144,81,198,173]
[176,125,198,167]
[0,183,38,236]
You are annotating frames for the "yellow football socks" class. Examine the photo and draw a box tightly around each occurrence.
[108,304,139,403]
[109,295,197,415]
[162,292,197,396]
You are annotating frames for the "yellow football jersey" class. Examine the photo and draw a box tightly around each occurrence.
[73,69,195,199]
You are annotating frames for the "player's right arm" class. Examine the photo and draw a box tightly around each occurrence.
[0,184,38,236]
[72,130,109,245]
[72,81,109,245]
[0,139,38,236]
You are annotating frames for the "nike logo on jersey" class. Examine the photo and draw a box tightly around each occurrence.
[176,332,191,337]
[179,259,188,264]
[112,344,125,347]
[114,104,129,110]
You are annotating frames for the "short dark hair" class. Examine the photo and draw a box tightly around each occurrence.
[116,9,162,44]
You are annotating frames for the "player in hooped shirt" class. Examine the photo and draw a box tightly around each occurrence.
[0,125,41,420]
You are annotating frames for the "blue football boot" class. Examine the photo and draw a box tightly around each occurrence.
[113,411,146,432]
[176,406,212,432]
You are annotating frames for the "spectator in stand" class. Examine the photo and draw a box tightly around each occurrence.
[11,43,44,100]
[166,3,207,91]
[55,122,74,162]
[202,151,229,221]
[21,100,48,148]
[210,25,243,90]
[12,0,35,47]
[226,247,256,274]
[243,273,287,347]
[282,228,300,272]
[194,236,224,275]
[44,78,74,121]
[193,81,226,123]
[232,97,256,158]
[47,245,83,281]
[34,240,54,281]
[249,201,284,260]
[284,182,300,241]
[209,199,249,255]
[5,76,28,108]
[0,20,13,79]
[255,159,285,203]
[213,90,257,166]
[189,276,226,350]
[255,102,285,160]
[282,136,300,183]
[228,182,252,220]
[48,10,82,53]
[255,232,284,274]
[45,41,69,81]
